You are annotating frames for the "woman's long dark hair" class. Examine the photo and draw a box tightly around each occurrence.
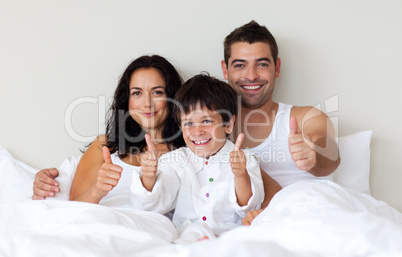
[105,55,185,158]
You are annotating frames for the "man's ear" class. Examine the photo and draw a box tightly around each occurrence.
[221,60,229,80]
[275,57,281,78]
[225,115,236,134]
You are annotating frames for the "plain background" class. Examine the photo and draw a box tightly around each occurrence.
[1,0,401,211]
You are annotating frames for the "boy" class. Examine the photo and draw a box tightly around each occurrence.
[130,73,264,242]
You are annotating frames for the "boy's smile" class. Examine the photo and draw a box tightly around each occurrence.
[180,103,235,159]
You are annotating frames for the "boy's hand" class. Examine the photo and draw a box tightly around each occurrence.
[230,133,247,177]
[140,134,158,191]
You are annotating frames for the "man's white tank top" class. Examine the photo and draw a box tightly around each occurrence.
[248,103,328,187]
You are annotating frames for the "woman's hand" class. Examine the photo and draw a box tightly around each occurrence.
[95,146,123,198]
[140,134,158,191]
[32,168,60,200]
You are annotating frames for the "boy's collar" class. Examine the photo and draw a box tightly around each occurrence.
[189,140,235,174]
[207,140,233,163]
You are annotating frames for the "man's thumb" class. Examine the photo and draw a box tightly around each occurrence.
[49,168,59,178]
[289,116,299,135]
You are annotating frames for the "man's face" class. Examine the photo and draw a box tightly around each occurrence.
[221,42,281,109]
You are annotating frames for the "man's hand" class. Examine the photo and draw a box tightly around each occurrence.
[242,209,264,225]
[32,168,60,200]
[288,116,316,172]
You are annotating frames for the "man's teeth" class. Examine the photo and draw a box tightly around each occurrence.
[194,139,209,145]
[242,85,262,90]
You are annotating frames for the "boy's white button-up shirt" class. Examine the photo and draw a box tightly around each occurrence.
[130,140,264,235]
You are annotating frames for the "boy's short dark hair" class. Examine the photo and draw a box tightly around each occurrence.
[223,20,278,66]
[173,73,238,126]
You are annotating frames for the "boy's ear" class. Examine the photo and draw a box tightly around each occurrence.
[224,115,236,134]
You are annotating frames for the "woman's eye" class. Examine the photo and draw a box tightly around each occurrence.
[131,91,141,96]
[184,122,193,127]
[153,90,165,95]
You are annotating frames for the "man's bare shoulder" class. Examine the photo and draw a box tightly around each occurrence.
[290,104,336,141]
[291,105,329,117]
[290,105,330,131]
[290,105,317,116]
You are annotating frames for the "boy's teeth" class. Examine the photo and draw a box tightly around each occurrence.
[194,139,208,145]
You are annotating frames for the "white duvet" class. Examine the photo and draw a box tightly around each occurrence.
[0,201,177,256]
[1,146,402,257]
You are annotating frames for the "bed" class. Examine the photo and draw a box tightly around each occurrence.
[1,131,402,257]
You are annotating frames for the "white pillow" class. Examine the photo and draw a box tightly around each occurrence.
[50,154,81,201]
[1,131,373,202]
[0,146,38,203]
[331,131,372,195]
[0,145,81,203]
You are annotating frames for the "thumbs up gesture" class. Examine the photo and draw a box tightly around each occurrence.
[288,116,316,171]
[96,146,123,198]
[230,133,247,177]
[140,134,158,191]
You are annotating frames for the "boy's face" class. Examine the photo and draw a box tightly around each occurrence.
[180,103,235,158]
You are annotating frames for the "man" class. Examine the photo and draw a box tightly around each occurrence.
[221,21,340,224]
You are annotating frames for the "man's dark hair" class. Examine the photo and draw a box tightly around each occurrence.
[223,20,278,66]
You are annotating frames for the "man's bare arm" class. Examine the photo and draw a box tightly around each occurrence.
[260,170,282,209]
[290,106,340,177]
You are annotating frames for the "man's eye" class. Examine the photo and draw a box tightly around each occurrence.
[234,64,244,68]
[203,120,212,124]
[259,63,269,67]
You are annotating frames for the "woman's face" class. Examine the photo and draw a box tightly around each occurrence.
[128,68,168,131]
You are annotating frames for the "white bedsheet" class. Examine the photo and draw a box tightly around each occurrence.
[217,180,402,256]
[1,145,402,257]
[0,200,177,257]
[1,181,401,257]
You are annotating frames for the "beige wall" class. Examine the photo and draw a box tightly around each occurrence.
[1,0,401,211]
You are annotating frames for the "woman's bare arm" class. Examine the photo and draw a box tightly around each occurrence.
[69,135,122,203]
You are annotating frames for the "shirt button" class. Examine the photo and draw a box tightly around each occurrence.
[205,161,208,165]
[209,178,214,182]
[206,193,209,197]
[202,216,207,221]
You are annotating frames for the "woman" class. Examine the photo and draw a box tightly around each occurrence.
[32,55,185,207]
